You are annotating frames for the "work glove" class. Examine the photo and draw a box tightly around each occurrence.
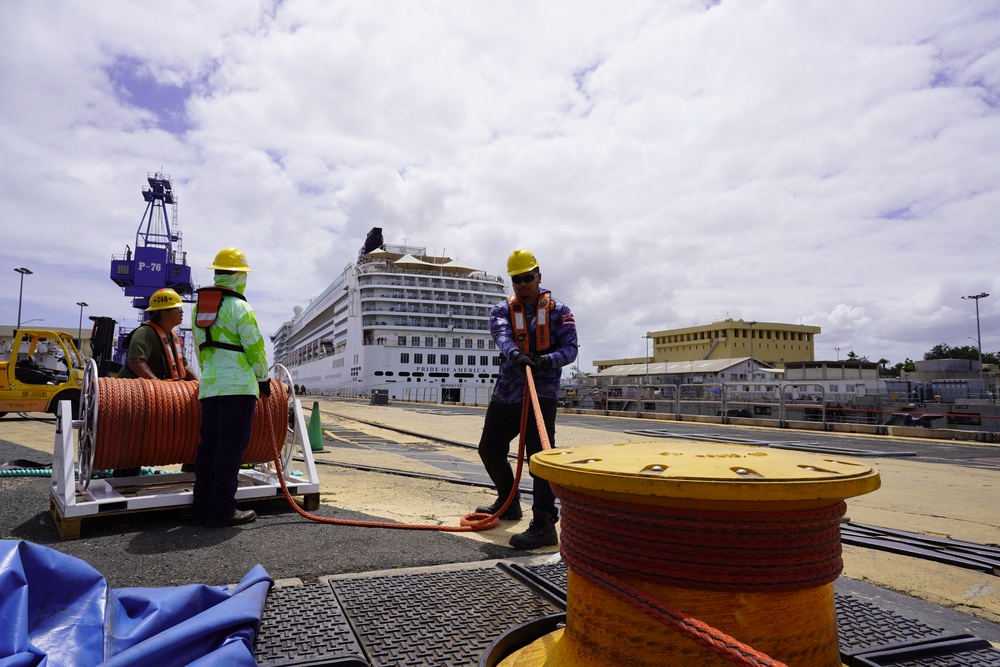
[258,380,272,398]
[531,355,553,371]
[514,353,538,374]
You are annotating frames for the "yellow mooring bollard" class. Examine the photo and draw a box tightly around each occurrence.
[307,401,325,452]
[495,441,881,667]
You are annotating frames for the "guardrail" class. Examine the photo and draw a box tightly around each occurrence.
[560,383,1000,436]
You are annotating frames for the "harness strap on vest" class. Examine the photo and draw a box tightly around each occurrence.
[196,287,247,353]
[146,320,187,380]
[508,291,555,355]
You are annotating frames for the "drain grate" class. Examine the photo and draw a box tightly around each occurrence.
[331,568,562,667]
[255,582,369,667]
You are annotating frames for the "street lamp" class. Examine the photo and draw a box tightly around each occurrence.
[962,292,989,393]
[835,347,840,361]
[76,302,89,353]
[14,267,32,329]
[746,321,756,382]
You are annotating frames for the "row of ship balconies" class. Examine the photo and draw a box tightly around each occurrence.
[362,315,489,331]
[356,265,506,290]
[361,304,488,317]
[360,289,499,305]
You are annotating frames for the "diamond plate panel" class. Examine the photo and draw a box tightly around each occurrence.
[255,583,369,667]
[332,568,562,667]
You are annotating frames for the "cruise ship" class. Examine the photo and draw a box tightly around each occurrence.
[271,228,508,405]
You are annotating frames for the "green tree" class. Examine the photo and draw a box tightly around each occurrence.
[891,359,916,375]
[924,343,999,365]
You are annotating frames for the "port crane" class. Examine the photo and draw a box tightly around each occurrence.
[108,172,196,365]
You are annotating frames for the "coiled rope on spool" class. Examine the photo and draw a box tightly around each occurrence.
[89,377,288,472]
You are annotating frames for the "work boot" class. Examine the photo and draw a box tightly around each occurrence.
[475,493,522,520]
[509,510,558,550]
[206,509,257,528]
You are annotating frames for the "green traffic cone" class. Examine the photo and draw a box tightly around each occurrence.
[308,401,325,452]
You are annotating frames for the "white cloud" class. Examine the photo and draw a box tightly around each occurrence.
[1,0,999,371]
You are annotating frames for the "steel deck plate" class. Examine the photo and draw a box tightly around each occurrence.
[330,568,563,667]
[255,582,368,667]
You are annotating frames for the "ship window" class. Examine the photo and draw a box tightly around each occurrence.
[488,340,496,350]
[384,372,393,376]
[411,336,420,346]
[455,354,463,365]
[424,336,433,347]
[478,373,491,378]
[440,354,449,365]
[480,355,489,366]
[493,356,501,366]
[414,354,423,364]
[374,371,384,376]
[452,338,461,348]
[400,353,409,364]
[427,354,436,364]
[465,339,473,349]
[438,337,447,347]
[398,336,406,346]
[429,372,448,377]
[412,372,424,377]
[398,371,410,377]
[477,339,485,349]
[454,372,474,378]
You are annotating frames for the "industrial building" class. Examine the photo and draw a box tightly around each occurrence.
[594,318,821,372]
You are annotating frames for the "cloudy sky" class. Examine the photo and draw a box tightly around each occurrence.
[2,0,998,372]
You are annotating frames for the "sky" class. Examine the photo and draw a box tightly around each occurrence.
[1,0,998,373]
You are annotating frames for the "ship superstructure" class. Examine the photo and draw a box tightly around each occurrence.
[271,228,507,405]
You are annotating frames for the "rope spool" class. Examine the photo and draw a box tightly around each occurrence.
[496,441,881,667]
[89,378,287,472]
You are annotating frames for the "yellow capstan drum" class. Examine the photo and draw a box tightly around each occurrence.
[489,441,881,667]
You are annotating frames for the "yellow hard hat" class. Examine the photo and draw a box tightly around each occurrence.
[145,288,184,312]
[208,247,251,272]
[507,248,539,276]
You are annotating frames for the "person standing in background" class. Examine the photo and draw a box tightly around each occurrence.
[191,248,270,528]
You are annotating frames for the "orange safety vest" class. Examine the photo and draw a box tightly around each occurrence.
[508,291,555,354]
[195,287,247,352]
[145,321,187,380]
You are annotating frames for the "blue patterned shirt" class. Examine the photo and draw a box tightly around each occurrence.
[490,294,578,404]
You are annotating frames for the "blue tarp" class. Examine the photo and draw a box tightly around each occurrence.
[0,540,272,666]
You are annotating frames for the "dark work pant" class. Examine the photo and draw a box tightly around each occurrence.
[193,395,256,522]
[478,397,558,519]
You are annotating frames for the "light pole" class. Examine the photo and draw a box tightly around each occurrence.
[835,347,840,361]
[746,321,756,383]
[962,292,989,393]
[644,333,651,385]
[76,302,89,353]
[14,267,33,329]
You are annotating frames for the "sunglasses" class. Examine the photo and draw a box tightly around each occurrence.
[511,273,537,285]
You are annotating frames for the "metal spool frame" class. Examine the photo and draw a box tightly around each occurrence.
[49,361,320,540]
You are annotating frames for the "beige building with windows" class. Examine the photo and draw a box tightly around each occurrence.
[594,319,820,372]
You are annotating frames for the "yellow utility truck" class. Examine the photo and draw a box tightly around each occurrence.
[0,329,85,418]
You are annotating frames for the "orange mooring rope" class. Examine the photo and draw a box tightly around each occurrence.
[264,369,551,532]
[92,378,287,471]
